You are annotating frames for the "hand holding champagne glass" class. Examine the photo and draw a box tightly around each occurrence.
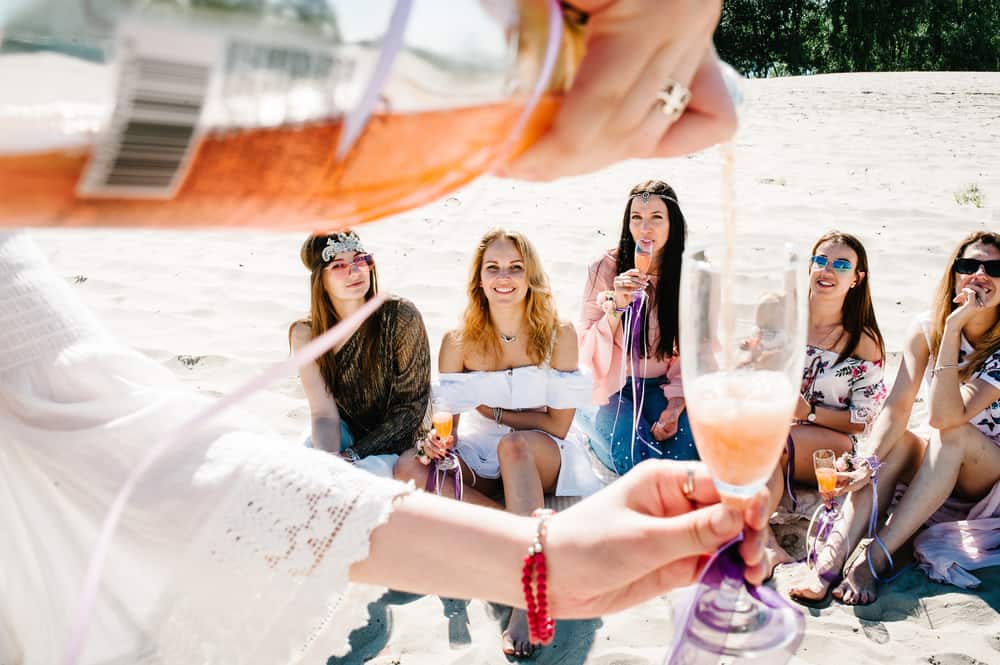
[667,243,807,662]
[430,410,458,469]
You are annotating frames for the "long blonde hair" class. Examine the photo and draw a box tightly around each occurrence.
[460,228,558,366]
[929,231,1000,382]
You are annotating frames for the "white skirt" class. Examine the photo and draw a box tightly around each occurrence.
[455,410,605,497]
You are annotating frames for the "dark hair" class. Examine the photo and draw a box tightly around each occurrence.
[288,231,379,396]
[811,231,885,365]
[615,180,685,360]
[930,231,1000,382]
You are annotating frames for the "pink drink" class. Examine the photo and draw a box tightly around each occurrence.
[635,251,653,274]
[635,239,654,274]
[686,371,796,494]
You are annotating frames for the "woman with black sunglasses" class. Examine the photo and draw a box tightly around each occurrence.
[288,230,432,477]
[792,231,1000,605]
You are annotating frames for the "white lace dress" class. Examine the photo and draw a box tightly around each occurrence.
[435,367,605,497]
[0,231,411,665]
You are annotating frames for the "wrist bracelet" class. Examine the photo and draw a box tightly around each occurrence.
[523,508,555,645]
[931,364,959,376]
[493,406,503,425]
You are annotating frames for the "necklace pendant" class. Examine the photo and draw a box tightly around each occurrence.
[500,333,517,343]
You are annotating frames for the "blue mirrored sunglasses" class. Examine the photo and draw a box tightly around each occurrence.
[810,255,853,272]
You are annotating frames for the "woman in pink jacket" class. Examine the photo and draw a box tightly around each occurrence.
[578,180,697,475]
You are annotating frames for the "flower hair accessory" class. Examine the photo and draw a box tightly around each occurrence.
[321,231,366,262]
[597,289,616,315]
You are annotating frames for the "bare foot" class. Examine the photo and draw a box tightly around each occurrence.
[763,528,794,581]
[502,609,535,659]
[788,532,849,603]
[832,538,887,605]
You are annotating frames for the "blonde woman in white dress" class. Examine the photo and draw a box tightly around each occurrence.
[394,228,604,657]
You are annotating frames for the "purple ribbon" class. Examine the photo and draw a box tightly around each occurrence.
[805,501,838,567]
[334,0,413,159]
[427,453,464,501]
[665,536,804,665]
[851,454,901,582]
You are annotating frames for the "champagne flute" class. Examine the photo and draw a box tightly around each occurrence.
[813,449,837,507]
[432,410,454,440]
[669,243,807,661]
[634,238,654,275]
[431,409,458,470]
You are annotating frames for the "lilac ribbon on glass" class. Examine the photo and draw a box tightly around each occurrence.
[665,535,804,665]
[426,452,464,501]
[334,0,413,160]
[805,500,838,567]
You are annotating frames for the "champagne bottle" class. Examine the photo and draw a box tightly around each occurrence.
[0,0,584,230]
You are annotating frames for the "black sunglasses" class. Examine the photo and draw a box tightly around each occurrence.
[953,257,1000,277]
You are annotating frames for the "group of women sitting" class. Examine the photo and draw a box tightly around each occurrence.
[288,179,1000,656]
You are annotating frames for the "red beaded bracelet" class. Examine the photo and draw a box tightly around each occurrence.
[522,508,555,645]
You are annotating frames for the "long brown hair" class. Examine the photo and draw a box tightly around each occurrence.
[614,180,685,360]
[459,228,559,366]
[288,231,379,396]
[811,231,885,365]
[929,231,1000,382]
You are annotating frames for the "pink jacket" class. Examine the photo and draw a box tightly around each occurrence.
[578,250,683,406]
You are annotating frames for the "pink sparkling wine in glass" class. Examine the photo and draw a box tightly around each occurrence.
[635,239,654,274]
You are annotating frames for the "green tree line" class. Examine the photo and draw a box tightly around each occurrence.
[714,0,1000,76]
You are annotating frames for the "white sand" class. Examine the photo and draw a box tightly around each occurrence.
[33,71,1000,664]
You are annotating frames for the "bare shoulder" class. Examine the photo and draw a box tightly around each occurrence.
[439,329,466,372]
[903,317,931,357]
[289,320,313,349]
[551,321,580,371]
[556,320,578,348]
[854,332,884,364]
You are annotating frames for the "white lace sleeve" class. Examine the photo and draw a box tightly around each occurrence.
[151,437,413,664]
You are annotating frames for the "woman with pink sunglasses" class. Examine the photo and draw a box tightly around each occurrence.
[289,230,432,477]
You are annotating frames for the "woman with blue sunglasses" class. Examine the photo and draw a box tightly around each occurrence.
[794,231,1000,606]
[765,232,888,581]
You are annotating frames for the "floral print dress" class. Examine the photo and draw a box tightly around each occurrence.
[920,313,1000,445]
[800,344,888,447]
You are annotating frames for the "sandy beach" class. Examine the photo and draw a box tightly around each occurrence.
[33,71,1000,664]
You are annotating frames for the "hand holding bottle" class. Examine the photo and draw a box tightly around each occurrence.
[504,0,737,181]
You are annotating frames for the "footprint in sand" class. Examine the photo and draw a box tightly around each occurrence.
[859,618,889,644]
[925,655,989,665]
[176,354,203,368]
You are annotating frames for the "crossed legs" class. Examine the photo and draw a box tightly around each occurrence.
[836,424,1000,604]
